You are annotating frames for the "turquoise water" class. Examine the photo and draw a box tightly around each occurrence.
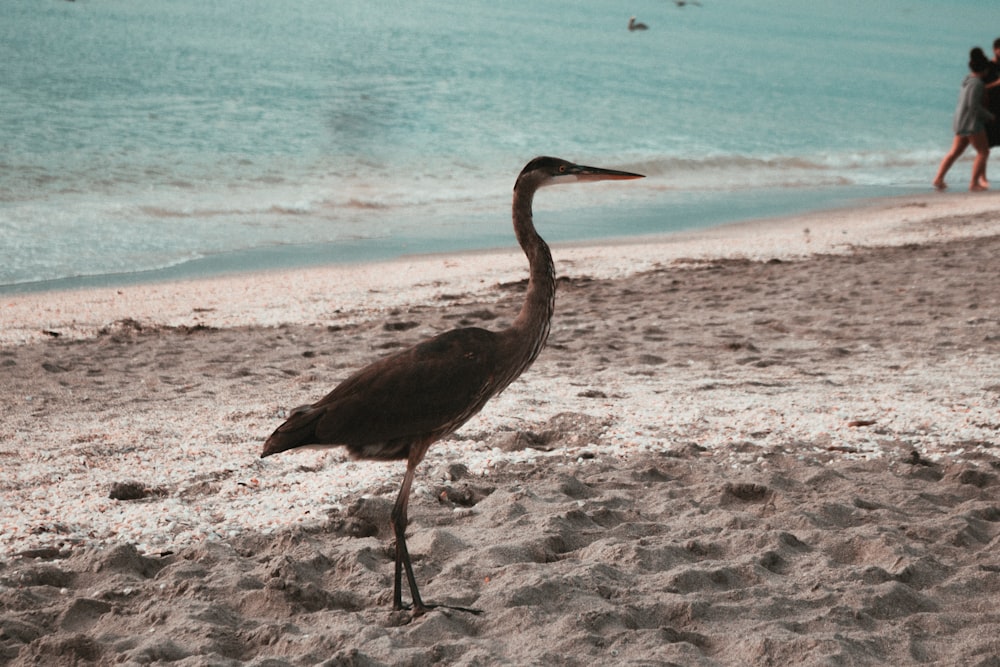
[1,0,996,290]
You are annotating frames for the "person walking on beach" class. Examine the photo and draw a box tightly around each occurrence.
[933,47,995,192]
[973,39,1000,185]
[984,38,1000,149]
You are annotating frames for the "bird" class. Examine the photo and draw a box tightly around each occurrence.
[260,157,644,615]
[628,16,649,31]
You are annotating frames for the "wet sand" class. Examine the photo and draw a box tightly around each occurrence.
[1,192,999,665]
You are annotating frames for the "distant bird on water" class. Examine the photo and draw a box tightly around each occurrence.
[628,16,649,31]
[261,157,643,615]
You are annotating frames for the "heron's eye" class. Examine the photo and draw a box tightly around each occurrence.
[558,165,566,173]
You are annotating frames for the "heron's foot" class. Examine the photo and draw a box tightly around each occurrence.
[395,601,483,616]
[932,179,947,191]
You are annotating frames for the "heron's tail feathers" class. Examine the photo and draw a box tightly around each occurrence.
[261,404,324,457]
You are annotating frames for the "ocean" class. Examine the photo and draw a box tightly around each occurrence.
[1,0,995,293]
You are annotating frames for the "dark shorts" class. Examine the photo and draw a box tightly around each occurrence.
[989,120,1000,147]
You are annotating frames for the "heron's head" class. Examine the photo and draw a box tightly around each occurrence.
[514,156,644,192]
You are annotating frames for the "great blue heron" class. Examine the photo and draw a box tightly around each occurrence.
[261,157,644,614]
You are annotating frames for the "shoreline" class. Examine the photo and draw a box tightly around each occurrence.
[0,182,929,298]
[4,189,1000,347]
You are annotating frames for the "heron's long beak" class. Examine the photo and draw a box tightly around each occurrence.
[571,164,645,182]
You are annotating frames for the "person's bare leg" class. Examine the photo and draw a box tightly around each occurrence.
[934,135,970,190]
[970,131,990,191]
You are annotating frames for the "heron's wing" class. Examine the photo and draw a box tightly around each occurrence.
[263,327,501,457]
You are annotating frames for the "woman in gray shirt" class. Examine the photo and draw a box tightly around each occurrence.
[933,48,995,191]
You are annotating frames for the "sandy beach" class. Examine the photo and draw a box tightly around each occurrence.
[2,191,1000,665]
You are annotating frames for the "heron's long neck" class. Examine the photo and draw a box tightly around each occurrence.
[508,185,555,368]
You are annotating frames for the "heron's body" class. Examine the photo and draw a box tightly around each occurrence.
[261,157,642,614]
[265,326,524,462]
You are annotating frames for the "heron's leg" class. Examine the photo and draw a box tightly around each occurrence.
[390,460,428,612]
[396,515,427,612]
[389,445,482,616]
